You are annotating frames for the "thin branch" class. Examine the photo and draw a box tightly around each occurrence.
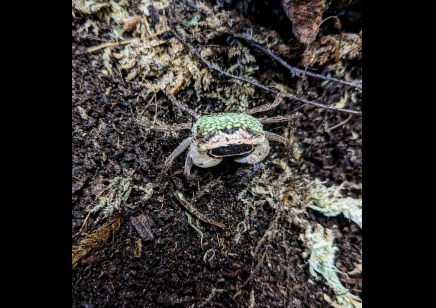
[87,39,136,53]
[72,211,91,239]
[174,191,226,228]
[243,247,268,288]
[326,114,353,131]
[245,91,286,115]
[168,94,201,120]
[135,120,192,131]
[178,0,362,90]
[256,114,300,124]
[87,30,170,53]
[237,36,362,90]
[170,29,362,116]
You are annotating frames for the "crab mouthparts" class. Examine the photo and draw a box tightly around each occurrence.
[210,143,253,157]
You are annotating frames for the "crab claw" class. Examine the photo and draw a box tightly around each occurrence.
[234,139,270,164]
[189,143,222,168]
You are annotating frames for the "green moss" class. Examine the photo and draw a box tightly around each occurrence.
[192,113,263,137]
[185,14,201,27]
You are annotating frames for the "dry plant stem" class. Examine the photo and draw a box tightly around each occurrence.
[174,191,225,228]
[239,37,362,90]
[135,120,192,131]
[72,211,92,239]
[243,247,268,288]
[170,29,362,116]
[87,30,170,53]
[87,39,135,53]
[326,114,353,131]
[168,296,227,308]
[168,95,200,120]
[72,217,122,268]
[243,208,282,287]
[101,264,116,291]
[178,0,361,91]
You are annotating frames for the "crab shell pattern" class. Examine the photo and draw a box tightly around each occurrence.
[189,113,271,168]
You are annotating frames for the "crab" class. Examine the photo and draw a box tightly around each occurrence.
[137,92,299,181]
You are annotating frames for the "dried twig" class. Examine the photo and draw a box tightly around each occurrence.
[87,30,170,53]
[237,36,362,90]
[168,94,201,120]
[170,29,362,116]
[87,39,136,53]
[243,247,268,288]
[178,0,361,91]
[174,191,225,228]
[326,114,353,131]
[167,296,227,307]
[135,120,192,131]
[72,217,122,268]
[72,211,91,239]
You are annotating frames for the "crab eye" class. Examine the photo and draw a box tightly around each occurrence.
[198,144,208,152]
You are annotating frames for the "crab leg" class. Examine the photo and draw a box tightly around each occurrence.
[264,131,292,156]
[183,152,197,180]
[257,114,300,124]
[159,137,194,180]
[244,91,286,115]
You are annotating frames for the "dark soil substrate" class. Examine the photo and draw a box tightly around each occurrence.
[72,2,362,307]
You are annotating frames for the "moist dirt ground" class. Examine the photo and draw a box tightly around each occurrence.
[72,1,362,307]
